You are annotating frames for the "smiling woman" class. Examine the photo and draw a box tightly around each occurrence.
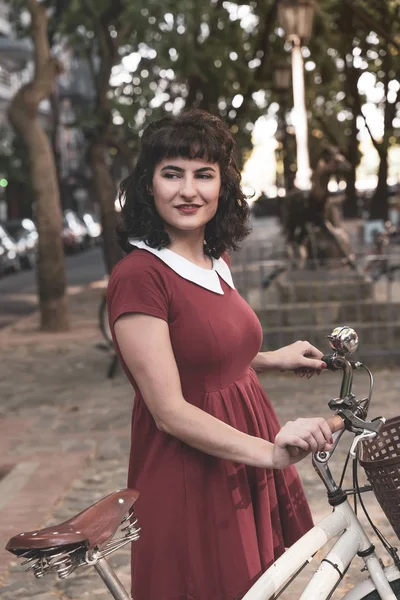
[150,157,221,248]
[108,109,330,600]
[117,110,251,259]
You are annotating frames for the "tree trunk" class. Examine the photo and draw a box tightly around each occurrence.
[343,166,358,218]
[8,0,68,331]
[49,91,63,204]
[338,2,362,219]
[369,152,389,221]
[9,103,69,331]
[342,115,359,218]
[90,140,122,274]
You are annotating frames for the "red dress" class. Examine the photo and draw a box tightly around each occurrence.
[107,243,313,600]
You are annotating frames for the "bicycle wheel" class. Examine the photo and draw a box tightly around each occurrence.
[358,577,400,599]
[98,294,113,347]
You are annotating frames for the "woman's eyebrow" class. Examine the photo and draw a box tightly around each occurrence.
[160,165,216,173]
[196,166,216,173]
[160,165,183,172]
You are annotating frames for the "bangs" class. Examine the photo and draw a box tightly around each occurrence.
[147,126,225,165]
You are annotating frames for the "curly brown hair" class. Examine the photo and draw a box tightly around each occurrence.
[117,109,251,258]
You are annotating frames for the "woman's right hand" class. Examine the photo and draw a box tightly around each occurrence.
[272,417,333,469]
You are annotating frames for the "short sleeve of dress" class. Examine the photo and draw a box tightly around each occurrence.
[107,252,169,328]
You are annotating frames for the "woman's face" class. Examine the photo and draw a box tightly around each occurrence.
[151,157,221,236]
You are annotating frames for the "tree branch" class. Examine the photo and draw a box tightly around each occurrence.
[81,0,114,67]
[105,130,136,166]
[344,0,400,52]
[252,0,279,86]
[11,0,62,116]
[314,115,349,160]
[28,0,50,73]
[361,109,382,155]
[229,0,278,123]
[47,0,69,47]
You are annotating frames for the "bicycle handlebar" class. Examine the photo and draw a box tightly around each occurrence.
[288,326,382,458]
[322,354,360,371]
[321,349,382,439]
[327,414,345,433]
[286,414,344,459]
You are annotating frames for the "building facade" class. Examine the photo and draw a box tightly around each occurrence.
[0,1,32,219]
[0,3,97,220]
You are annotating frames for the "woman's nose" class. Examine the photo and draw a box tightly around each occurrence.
[179,177,197,198]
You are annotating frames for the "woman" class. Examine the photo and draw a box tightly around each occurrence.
[107,109,332,600]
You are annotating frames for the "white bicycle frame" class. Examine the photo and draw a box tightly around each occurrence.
[242,498,400,600]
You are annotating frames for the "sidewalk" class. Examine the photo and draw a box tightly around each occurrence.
[0,279,400,599]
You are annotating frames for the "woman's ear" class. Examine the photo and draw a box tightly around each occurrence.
[147,184,153,196]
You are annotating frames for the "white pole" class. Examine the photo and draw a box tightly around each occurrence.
[291,36,312,191]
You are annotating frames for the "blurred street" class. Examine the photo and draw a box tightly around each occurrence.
[0,247,106,330]
[0,264,400,599]
[0,215,285,330]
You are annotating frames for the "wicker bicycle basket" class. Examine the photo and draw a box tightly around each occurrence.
[359,416,400,540]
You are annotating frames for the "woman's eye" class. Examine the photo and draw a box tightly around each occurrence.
[162,172,213,180]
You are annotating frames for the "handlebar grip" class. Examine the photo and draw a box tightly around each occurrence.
[322,354,337,370]
[327,414,344,433]
[286,414,344,458]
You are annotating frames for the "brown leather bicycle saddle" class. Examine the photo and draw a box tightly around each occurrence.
[6,488,139,554]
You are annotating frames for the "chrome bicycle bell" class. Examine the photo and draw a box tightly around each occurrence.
[327,326,359,356]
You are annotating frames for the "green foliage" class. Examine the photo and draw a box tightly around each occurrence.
[108,0,283,163]
[6,0,400,184]
[307,0,399,159]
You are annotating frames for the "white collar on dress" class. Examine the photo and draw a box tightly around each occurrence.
[128,238,235,295]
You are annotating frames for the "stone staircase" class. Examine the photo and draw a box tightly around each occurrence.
[233,266,400,365]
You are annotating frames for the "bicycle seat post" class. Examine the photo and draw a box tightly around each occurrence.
[91,556,131,600]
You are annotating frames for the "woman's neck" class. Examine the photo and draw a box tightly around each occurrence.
[166,229,211,269]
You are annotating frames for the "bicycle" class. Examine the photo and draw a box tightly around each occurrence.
[363,223,400,284]
[97,290,120,379]
[6,326,400,599]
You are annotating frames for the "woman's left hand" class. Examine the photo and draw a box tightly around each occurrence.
[267,340,327,378]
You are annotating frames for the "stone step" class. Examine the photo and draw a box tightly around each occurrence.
[262,320,400,360]
[232,264,374,303]
[276,275,373,303]
[256,302,400,328]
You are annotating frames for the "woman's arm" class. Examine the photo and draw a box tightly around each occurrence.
[114,314,332,469]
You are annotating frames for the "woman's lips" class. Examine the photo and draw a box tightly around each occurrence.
[175,205,202,214]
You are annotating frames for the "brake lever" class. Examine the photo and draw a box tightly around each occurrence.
[337,410,384,436]
[349,418,385,458]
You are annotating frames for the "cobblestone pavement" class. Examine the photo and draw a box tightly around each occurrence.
[1,268,400,598]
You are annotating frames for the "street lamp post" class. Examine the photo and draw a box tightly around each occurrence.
[273,62,292,192]
[278,0,315,191]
